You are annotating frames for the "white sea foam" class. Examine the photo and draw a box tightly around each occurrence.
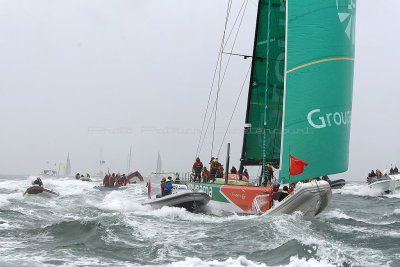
[167,256,266,267]
[323,209,352,220]
[338,183,383,197]
[89,187,149,212]
[167,256,336,267]
[393,209,400,215]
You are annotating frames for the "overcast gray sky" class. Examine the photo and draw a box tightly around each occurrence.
[0,0,398,180]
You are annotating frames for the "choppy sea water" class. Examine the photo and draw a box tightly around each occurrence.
[0,175,399,266]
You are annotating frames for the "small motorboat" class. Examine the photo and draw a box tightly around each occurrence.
[368,176,396,194]
[329,179,346,189]
[93,185,127,191]
[265,180,331,216]
[23,186,59,197]
[79,177,92,182]
[143,184,210,212]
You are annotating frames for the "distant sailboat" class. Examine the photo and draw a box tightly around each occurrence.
[93,148,106,178]
[65,153,71,177]
[154,152,162,179]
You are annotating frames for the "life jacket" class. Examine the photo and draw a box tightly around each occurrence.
[109,176,114,185]
[161,182,165,190]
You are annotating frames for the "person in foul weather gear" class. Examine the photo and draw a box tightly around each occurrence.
[202,167,210,183]
[288,183,296,194]
[243,169,249,179]
[265,164,273,184]
[269,184,280,208]
[164,177,173,195]
[278,186,289,202]
[86,173,90,178]
[192,157,203,182]
[75,173,80,180]
[161,178,166,196]
[114,175,120,187]
[216,161,223,178]
[109,174,115,187]
[33,177,43,187]
[394,166,399,174]
[368,170,376,178]
[210,158,218,182]
[103,175,110,187]
[230,166,237,174]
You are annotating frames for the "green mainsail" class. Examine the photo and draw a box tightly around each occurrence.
[279,0,356,183]
[241,0,286,166]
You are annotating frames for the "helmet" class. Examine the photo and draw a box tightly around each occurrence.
[267,164,271,167]
[196,157,200,161]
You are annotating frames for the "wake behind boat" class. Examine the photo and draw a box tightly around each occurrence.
[143,184,210,212]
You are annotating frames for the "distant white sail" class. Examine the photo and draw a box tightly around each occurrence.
[65,153,71,177]
[156,152,162,175]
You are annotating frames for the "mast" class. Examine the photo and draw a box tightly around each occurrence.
[127,145,132,174]
[239,0,263,173]
[262,0,272,183]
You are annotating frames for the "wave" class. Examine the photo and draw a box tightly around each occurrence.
[166,255,335,267]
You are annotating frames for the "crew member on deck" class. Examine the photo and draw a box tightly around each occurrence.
[368,170,376,177]
[210,157,217,182]
[394,166,399,174]
[75,173,80,180]
[202,167,210,183]
[230,166,237,174]
[192,157,203,183]
[216,161,223,178]
[265,164,273,184]
[243,169,249,179]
